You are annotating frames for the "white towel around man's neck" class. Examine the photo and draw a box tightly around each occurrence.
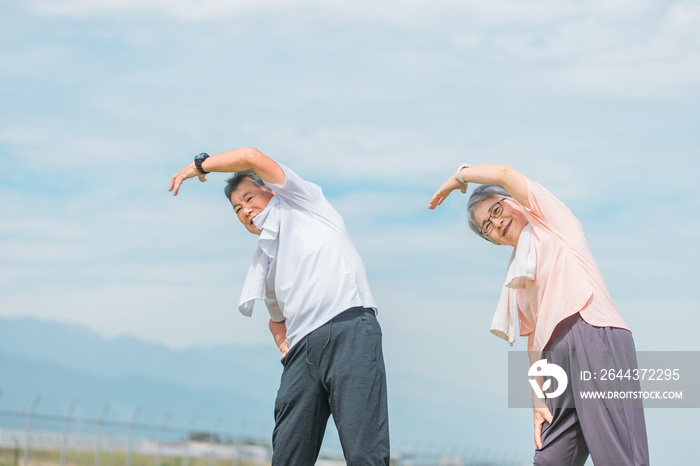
[490,224,536,345]
[238,196,281,318]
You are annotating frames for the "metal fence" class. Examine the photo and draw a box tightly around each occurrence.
[0,395,272,466]
[0,394,531,466]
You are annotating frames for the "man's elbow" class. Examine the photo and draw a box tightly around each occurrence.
[245,147,265,167]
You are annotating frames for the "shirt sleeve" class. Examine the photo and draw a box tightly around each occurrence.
[264,164,322,209]
[525,178,586,244]
[265,298,285,322]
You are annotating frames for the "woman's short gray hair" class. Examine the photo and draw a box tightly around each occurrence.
[467,184,513,244]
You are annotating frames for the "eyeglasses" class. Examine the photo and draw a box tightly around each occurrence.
[480,198,507,236]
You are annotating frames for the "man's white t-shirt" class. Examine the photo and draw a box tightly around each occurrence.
[245,164,377,349]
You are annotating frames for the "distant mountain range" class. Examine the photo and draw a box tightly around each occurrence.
[0,317,532,460]
[0,318,282,434]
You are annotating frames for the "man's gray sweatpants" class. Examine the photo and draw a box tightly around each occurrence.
[272,307,390,466]
[534,313,649,466]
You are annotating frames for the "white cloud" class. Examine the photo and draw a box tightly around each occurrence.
[2,0,698,359]
[0,44,72,77]
[0,281,273,349]
[665,1,700,36]
[4,125,158,169]
[28,0,333,20]
[584,0,659,19]
[23,0,659,27]
[1,1,696,459]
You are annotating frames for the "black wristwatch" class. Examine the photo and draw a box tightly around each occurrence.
[194,152,210,174]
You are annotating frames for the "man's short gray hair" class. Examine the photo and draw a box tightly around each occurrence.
[467,184,513,244]
[224,171,267,201]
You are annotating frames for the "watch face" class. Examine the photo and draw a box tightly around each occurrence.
[195,153,209,173]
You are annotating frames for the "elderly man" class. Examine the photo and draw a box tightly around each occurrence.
[170,147,390,465]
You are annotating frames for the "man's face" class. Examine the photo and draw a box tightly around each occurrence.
[230,178,275,235]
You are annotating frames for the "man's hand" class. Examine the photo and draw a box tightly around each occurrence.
[269,319,288,358]
[533,405,553,450]
[168,162,207,196]
[278,339,289,358]
[428,172,467,209]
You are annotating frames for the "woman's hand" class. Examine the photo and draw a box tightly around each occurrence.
[428,172,467,209]
[533,405,553,449]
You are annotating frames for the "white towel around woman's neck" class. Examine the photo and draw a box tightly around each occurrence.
[490,224,536,345]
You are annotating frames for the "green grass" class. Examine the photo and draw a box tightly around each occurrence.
[0,447,267,466]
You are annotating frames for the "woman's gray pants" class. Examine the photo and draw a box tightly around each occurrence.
[534,313,649,466]
[271,307,390,465]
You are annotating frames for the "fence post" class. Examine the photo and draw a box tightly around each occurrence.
[23,393,41,466]
[256,423,268,466]
[208,417,222,466]
[183,414,197,466]
[126,407,141,466]
[60,399,77,466]
[94,402,110,466]
[155,410,170,466]
[232,420,246,466]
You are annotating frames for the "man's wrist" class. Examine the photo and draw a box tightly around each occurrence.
[194,152,210,174]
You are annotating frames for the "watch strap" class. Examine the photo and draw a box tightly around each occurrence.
[194,152,210,175]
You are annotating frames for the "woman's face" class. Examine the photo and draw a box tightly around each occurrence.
[473,197,529,247]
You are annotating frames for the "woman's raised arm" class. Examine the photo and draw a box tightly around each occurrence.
[428,164,529,209]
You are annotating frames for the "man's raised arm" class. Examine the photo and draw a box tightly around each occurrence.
[168,147,285,196]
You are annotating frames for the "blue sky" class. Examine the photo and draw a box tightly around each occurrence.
[2,0,699,462]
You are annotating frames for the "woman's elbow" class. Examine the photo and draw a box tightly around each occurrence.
[494,164,518,184]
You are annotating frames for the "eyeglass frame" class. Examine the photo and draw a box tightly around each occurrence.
[480,197,507,236]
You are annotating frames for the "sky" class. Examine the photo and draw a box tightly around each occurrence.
[1,0,699,462]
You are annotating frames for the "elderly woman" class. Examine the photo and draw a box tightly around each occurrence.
[429,164,649,466]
